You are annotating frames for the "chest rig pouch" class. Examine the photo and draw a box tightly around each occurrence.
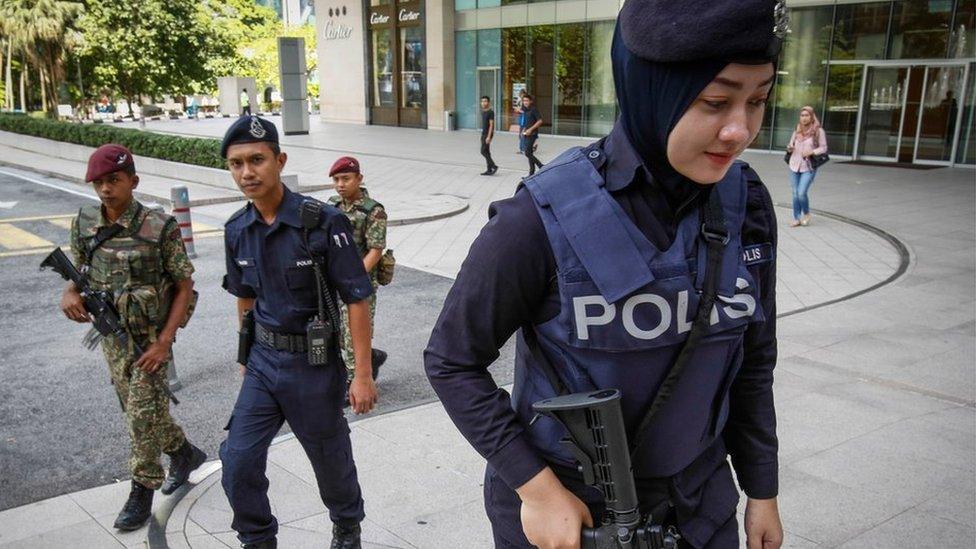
[78,204,198,341]
[299,200,343,366]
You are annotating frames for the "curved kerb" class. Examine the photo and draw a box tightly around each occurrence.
[147,205,912,548]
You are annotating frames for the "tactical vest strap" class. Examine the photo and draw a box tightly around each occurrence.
[526,151,653,304]
[629,188,728,459]
[83,203,144,264]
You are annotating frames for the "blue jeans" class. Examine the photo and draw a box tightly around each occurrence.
[789,169,816,220]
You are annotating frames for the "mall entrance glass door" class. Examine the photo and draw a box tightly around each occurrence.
[857,63,970,164]
[857,66,911,161]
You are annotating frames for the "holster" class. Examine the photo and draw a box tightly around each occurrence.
[238,309,255,365]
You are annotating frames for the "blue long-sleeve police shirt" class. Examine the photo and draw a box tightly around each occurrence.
[424,124,779,499]
[222,186,373,335]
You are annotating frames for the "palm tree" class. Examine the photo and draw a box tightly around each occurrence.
[0,0,82,113]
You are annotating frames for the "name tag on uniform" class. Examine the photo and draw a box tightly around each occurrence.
[741,243,773,266]
[295,259,314,267]
[236,257,255,267]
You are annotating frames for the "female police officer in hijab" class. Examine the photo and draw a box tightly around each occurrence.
[425,1,787,547]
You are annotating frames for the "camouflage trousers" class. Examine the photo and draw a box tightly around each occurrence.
[102,336,186,489]
[340,280,378,381]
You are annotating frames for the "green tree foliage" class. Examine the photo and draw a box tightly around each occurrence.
[0,0,82,113]
[76,0,213,106]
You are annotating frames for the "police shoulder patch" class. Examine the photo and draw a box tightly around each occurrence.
[742,242,774,266]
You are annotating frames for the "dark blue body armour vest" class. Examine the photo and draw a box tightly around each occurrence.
[516,148,765,479]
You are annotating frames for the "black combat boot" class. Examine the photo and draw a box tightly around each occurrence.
[243,539,277,549]
[113,481,154,531]
[160,440,207,495]
[370,349,387,380]
[330,523,362,549]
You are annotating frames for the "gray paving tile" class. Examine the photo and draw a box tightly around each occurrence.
[390,497,492,549]
[791,417,971,509]
[775,467,913,546]
[287,513,416,548]
[0,496,90,545]
[836,510,974,548]
[66,481,131,519]
[0,518,123,549]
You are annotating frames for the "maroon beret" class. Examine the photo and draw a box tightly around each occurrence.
[86,144,135,182]
[329,156,360,177]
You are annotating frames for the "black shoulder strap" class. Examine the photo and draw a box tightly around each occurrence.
[629,188,728,459]
[84,203,143,263]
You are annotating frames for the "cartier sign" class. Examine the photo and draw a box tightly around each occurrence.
[398,9,420,22]
[369,12,389,24]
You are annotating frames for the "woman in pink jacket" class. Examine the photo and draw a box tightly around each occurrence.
[786,106,827,227]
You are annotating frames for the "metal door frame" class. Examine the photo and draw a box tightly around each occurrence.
[835,59,973,165]
[855,64,912,163]
[476,66,500,115]
[912,62,970,166]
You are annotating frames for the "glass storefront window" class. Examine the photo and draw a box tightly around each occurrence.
[372,29,395,107]
[400,26,425,109]
[771,5,834,148]
[956,63,976,164]
[456,31,478,129]
[584,20,617,137]
[528,25,555,133]
[455,0,476,10]
[478,29,501,67]
[501,27,527,131]
[889,0,953,59]
[371,0,392,5]
[950,0,975,59]
[823,64,864,156]
[554,24,585,136]
[832,2,891,60]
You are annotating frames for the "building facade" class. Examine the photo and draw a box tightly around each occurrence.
[316,0,976,166]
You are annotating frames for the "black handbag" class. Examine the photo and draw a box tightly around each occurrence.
[809,152,830,170]
[783,150,791,164]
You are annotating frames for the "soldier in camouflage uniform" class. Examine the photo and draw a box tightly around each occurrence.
[327,156,388,383]
[60,144,206,531]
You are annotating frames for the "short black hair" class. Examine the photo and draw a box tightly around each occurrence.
[481,95,490,102]
[122,165,136,177]
[522,93,533,101]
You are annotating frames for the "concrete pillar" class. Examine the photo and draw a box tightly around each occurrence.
[426,0,456,131]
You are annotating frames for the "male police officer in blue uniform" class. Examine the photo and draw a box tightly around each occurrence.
[425,1,787,548]
[219,116,378,549]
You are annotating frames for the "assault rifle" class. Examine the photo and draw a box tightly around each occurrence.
[40,248,179,405]
[532,389,679,549]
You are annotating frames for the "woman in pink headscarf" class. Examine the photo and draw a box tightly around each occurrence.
[786,106,827,227]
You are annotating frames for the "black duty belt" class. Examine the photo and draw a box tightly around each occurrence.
[255,322,307,353]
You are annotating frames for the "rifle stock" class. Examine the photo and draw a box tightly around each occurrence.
[532,389,678,549]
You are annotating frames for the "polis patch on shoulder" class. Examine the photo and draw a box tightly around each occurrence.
[742,243,774,266]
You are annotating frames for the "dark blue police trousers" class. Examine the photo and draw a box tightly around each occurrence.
[483,460,739,549]
[220,342,365,545]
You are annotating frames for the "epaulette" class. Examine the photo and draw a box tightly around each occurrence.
[224,203,251,227]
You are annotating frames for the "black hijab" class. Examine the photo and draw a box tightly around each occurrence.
[610,19,729,212]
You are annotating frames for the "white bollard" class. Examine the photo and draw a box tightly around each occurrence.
[170,185,197,259]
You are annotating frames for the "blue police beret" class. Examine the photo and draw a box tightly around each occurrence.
[220,115,280,158]
[619,0,790,63]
